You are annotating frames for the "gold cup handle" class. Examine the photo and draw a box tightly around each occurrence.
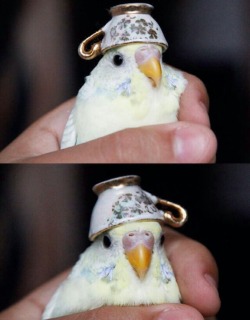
[157,198,188,228]
[78,29,105,60]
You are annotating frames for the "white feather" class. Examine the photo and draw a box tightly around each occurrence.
[42,222,181,319]
[61,44,187,148]
[60,108,77,148]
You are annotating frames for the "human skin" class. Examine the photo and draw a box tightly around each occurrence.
[0,72,217,163]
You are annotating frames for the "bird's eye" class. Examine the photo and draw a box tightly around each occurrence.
[160,234,165,246]
[113,54,124,66]
[103,235,112,248]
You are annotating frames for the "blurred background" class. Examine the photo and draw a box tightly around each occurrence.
[0,164,250,319]
[0,0,250,162]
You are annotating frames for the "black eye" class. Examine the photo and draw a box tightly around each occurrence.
[103,235,112,248]
[113,54,124,66]
[160,234,165,246]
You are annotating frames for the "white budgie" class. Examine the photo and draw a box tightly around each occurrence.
[61,43,187,148]
[42,221,181,319]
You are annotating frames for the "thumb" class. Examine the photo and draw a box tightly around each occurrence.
[55,305,204,320]
[22,122,217,163]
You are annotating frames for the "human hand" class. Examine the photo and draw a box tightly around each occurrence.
[0,228,220,320]
[0,72,217,163]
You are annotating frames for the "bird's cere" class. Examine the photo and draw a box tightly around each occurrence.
[123,230,154,279]
[41,175,188,319]
[135,45,162,65]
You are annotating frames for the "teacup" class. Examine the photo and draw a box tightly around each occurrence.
[89,175,187,240]
[79,3,168,60]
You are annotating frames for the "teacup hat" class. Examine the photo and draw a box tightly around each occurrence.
[79,3,168,60]
[89,175,187,240]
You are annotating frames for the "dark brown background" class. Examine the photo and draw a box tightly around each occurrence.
[0,1,250,319]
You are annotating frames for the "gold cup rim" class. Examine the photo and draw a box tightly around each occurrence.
[92,175,141,195]
[110,3,154,17]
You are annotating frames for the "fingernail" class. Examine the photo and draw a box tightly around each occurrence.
[173,125,209,163]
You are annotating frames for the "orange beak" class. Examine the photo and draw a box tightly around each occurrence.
[138,56,162,87]
[125,244,152,279]
[136,45,162,87]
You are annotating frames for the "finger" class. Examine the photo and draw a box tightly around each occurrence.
[0,98,75,163]
[18,122,217,163]
[164,228,221,317]
[55,304,204,320]
[0,72,216,164]
[0,271,69,320]
[179,73,210,127]
[0,301,204,320]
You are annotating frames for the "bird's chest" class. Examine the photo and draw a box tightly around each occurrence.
[75,71,178,143]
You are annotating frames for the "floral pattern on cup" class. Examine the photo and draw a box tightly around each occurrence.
[110,15,159,43]
[108,190,159,227]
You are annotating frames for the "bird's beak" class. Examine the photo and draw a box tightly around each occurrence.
[138,57,162,88]
[123,230,154,280]
[126,244,152,279]
[136,45,162,88]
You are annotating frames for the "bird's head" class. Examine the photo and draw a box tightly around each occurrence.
[98,221,164,281]
[96,43,163,89]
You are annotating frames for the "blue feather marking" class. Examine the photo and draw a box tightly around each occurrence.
[98,264,115,281]
[115,78,132,96]
[160,260,174,283]
[166,74,178,90]
[80,268,96,282]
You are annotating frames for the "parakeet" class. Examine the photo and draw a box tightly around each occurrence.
[42,221,181,319]
[61,43,187,148]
